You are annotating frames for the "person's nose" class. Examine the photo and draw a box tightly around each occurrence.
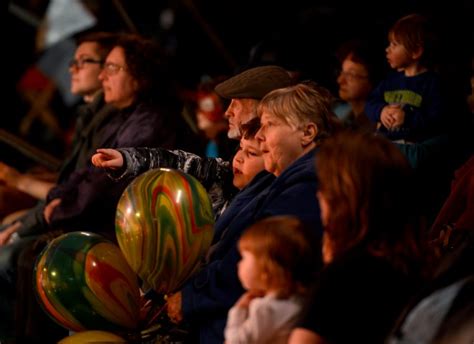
[337,73,345,85]
[224,107,233,119]
[98,69,106,81]
[234,151,243,163]
[255,128,264,142]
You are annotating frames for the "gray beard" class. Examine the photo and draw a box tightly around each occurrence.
[227,127,241,140]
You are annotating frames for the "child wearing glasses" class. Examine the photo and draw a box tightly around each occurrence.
[365,13,444,143]
[224,216,319,344]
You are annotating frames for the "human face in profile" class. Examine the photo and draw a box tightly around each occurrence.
[256,112,306,176]
[232,136,265,189]
[69,41,103,102]
[237,250,265,292]
[337,56,372,103]
[385,35,416,72]
[225,99,258,139]
[99,46,138,109]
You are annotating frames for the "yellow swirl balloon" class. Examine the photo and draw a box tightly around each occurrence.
[116,168,214,293]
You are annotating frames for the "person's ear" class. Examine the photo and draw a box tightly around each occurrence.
[411,45,424,60]
[301,122,317,146]
[132,79,140,94]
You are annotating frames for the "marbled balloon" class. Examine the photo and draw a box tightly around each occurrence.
[35,232,140,332]
[58,330,127,343]
[116,168,214,293]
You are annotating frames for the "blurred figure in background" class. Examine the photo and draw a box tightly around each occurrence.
[333,38,386,131]
[195,77,235,160]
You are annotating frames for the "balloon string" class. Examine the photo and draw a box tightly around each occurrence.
[146,301,168,328]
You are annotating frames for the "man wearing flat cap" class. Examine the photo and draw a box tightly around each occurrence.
[216,65,294,139]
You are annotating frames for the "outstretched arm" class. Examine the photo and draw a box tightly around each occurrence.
[95,147,232,190]
[92,147,235,217]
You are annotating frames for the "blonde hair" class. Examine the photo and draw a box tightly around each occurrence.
[239,216,320,298]
[257,82,337,144]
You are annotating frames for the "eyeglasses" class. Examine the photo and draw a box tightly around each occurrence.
[69,58,103,69]
[338,70,369,81]
[102,62,127,76]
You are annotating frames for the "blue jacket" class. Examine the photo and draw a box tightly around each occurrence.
[181,149,322,344]
[365,71,443,141]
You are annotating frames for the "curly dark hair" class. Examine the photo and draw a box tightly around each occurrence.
[115,34,176,106]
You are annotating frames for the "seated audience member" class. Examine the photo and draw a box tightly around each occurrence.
[289,131,431,344]
[195,77,235,160]
[332,38,386,131]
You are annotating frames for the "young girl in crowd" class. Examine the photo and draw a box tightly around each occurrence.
[224,215,319,344]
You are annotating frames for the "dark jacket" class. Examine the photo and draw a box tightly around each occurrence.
[17,101,178,239]
[57,93,117,183]
[298,247,421,344]
[181,149,323,344]
[365,71,443,142]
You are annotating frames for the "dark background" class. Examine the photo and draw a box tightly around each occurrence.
[4,0,474,159]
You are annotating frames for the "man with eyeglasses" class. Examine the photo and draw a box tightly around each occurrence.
[69,57,103,68]
[68,56,103,101]
[0,31,120,340]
